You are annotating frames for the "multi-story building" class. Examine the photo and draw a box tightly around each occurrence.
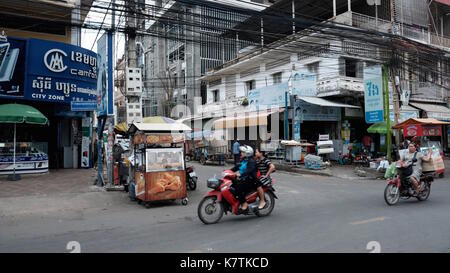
[138,0,275,117]
[0,0,96,170]
[200,0,450,154]
[114,55,126,124]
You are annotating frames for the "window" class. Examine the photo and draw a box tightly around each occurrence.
[212,89,219,103]
[272,72,282,84]
[245,80,255,96]
[345,59,357,78]
[306,62,319,75]
[201,82,207,105]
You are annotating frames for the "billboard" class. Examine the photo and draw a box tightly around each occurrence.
[248,82,288,110]
[0,37,26,98]
[291,71,317,97]
[364,64,384,123]
[0,36,97,105]
[26,39,97,104]
[96,32,114,116]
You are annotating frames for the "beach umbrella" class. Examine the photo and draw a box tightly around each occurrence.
[0,103,49,180]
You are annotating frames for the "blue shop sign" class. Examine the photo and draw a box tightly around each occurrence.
[25,39,97,104]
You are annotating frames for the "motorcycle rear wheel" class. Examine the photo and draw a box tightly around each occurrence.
[188,177,197,191]
[384,184,400,206]
[255,191,275,217]
[198,196,224,224]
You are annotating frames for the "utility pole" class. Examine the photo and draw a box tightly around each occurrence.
[106,0,116,188]
[125,0,142,125]
[391,66,401,146]
[383,65,392,162]
[127,1,137,68]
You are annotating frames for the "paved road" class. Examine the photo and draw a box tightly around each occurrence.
[1,163,450,253]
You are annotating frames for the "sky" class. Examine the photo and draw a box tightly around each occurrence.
[81,0,127,64]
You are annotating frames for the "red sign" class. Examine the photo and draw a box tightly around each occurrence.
[422,125,442,136]
[404,125,422,137]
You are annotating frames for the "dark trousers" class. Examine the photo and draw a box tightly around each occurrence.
[234,154,240,166]
[233,179,256,203]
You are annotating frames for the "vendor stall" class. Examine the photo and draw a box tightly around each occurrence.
[393,118,450,150]
[128,122,191,208]
[394,118,450,177]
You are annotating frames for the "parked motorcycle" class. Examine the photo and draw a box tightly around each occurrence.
[186,166,197,191]
[198,170,277,224]
[351,148,370,167]
[384,159,434,205]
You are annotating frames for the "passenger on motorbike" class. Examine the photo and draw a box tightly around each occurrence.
[255,148,276,209]
[398,143,432,195]
[231,145,258,214]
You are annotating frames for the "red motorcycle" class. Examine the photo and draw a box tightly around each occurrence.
[384,159,434,206]
[197,170,277,224]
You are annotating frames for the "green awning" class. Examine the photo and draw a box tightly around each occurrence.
[367,120,394,134]
[0,104,49,125]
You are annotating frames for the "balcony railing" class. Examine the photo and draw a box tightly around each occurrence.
[351,12,392,33]
[402,81,446,103]
[317,76,364,96]
[196,97,246,115]
[335,12,450,49]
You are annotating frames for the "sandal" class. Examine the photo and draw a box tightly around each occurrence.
[258,202,266,210]
[238,207,249,214]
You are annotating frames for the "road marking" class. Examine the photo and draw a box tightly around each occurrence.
[350,217,388,225]
[186,249,202,253]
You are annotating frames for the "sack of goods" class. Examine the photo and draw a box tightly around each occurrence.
[304,154,323,169]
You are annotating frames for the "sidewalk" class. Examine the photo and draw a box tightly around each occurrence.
[273,162,382,180]
[0,169,98,198]
[0,169,123,218]
[274,158,450,180]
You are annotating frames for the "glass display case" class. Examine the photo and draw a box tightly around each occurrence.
[145,148,185,173]
[0,142,48,174]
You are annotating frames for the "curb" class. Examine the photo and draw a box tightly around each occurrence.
[274,163,333,177]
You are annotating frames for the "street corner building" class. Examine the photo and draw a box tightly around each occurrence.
[0,0,97,174]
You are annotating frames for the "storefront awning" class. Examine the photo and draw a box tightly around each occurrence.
[297,97,360,109]
[409,102,450,121]
[213,109,284,129]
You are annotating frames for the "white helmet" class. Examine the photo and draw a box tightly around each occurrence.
[239,145,254,157]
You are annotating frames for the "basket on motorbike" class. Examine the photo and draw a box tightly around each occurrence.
[207,177,221,189]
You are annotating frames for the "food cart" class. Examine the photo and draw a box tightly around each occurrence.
[128,122,192,208]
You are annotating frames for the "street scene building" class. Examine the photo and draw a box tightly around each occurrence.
[0,0,96,171]
[2,0,450,256]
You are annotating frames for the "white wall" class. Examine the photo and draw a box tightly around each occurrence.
[206,47,342,103]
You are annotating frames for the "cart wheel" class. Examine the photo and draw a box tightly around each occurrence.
[145,202,151,209]
[181,198,189,206]
[137,199,142,205]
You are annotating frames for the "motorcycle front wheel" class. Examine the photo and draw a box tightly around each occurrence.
[198,196,224,224]
[417,183,431,201]
[384,184,400,206]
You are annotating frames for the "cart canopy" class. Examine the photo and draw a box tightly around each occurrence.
[128,122,192,134]
[393,118,450,129]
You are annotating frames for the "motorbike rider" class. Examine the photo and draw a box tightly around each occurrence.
[255,148,276,209]
[231,145,258,214]
[398,142,432,195]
